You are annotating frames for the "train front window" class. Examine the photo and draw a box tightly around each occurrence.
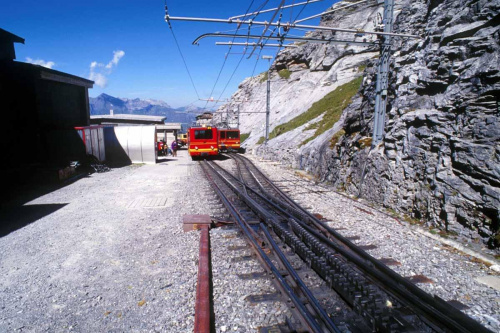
[194,130,213,139]
[227,131,239,139]
[220,131,226,139]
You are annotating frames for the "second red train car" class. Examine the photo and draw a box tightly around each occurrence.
[188,126,219,159]
[218,129,240,152]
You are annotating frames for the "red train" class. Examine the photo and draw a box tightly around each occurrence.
[188,127,241,159]
[218,129,241,152]
[188,126,219,158]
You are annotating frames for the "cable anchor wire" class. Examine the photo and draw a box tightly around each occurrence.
[165,5,173,29]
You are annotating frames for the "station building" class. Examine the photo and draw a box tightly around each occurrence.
[0,28,94,192]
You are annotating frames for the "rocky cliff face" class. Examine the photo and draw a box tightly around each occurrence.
[326,0,500,246]
[214,0,382,143]
[221,0,500,246]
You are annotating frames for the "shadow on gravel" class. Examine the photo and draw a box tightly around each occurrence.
[156,157,177,164]
[211,154,231,161]
[0,203,67,237]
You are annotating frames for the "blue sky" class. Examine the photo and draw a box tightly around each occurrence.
[2,0,328,108]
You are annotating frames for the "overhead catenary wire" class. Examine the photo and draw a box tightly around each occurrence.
[215,50,247,103]
[292,0,311,23]
[166,13,201,100]
[202,0,261,111]
[207,0,276,113]
[167,0,393,123]
[250,49,263,77]
[213,7,285,116]
[215,0,378,124]
[247,0,286,58]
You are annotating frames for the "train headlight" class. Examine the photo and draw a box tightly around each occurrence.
[211,146,214,150]
[195,146,198,150]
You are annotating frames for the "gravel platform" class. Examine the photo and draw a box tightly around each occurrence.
[0,151,209,332]
[246,154,500,332]
[0,151,301,333]
[2,149,499,332]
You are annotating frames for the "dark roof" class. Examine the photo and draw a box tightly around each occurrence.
[90,114,166,124]
[0,28,25,44]
[37,64,94,88]
[0,60,94,88]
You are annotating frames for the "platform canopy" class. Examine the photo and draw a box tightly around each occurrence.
[90,114,166,125]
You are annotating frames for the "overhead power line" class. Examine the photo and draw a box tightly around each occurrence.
[165,15,201,100]
[246,0,286,58]
[202,0,259,111]
[295,0,369,23]
[229,0,324,20]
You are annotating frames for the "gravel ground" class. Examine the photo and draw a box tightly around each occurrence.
[0,151,208,332]
[0,151,302,333]
[2,150,498,332]
[246,154,500,332]
[211,227,292,332]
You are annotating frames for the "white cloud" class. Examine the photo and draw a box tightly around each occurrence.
[26,57,55,69]
[88,50,125,88]
[105,50,125,69]
[88,72,107,88]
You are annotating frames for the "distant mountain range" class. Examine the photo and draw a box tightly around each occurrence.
[89,93,200,125]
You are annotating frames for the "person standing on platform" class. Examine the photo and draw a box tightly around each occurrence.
[171,140,178,157]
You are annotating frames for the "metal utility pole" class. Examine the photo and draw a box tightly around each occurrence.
[371,0,394,147]
[236,104,240,129]
[262,55,273,143]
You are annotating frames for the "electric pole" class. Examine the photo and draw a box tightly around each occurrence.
[262,55,273,143]
[372,0,394,146]
[236,104,240,129]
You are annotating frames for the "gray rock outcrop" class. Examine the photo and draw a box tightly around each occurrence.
[221,0,500,246]
[325,0,500,246]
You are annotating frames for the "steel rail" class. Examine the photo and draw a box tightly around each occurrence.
[206,159,348,332]
[211,159,406,331]
[199,161,326,332]
[232,154,493,333]
[259,222,342,333]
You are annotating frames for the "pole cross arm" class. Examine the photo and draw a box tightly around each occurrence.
[165,15,420,39]
[217,42,299,48]
[193,33,378,47]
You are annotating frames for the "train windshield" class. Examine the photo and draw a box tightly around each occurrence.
[194,129,213,139]
[227,131,239,139]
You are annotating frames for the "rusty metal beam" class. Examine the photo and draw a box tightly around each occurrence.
[194,225,211,333]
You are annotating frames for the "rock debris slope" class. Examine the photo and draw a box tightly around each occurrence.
[220,0,500,247]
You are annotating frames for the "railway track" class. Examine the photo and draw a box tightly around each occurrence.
[199,154,492,333]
